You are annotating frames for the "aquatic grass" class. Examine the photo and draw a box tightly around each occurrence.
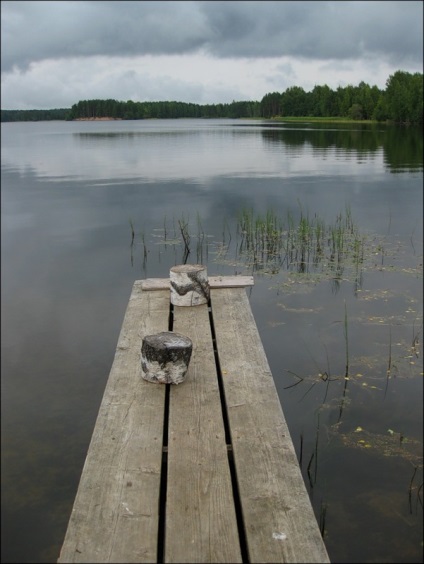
[306,451,315,489]
[384,326,392,399]
[411,318,422,358]
[299,432,304,468]
[284,339,339,410]
[163,215,168,242]
[344,301,349,376]
[195,212,206,264]
[129,218,135,266]
[283,301,354,420]
[237,207,286,273]
[138,228,148,273]
[304,412,322,490]
[129,205,415,289]
[178,215,191,263]
[337,302,350,422]
[128,218,148,269]
[129,217,135,245]
[408,466,419,514]
[319,500,328,538]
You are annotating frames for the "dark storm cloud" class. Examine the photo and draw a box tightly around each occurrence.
[1,1,423,73]
[200,1,423,64]
[1,1,210,71]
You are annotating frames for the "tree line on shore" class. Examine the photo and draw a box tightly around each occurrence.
[1,70,422,124]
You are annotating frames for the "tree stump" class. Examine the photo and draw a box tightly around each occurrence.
[170,264,210,306]
[141,331,193,385]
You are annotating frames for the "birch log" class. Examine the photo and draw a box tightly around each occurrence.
[141,331,193,384]
[170,264,210,306]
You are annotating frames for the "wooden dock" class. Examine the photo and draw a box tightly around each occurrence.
[58,276,330,563]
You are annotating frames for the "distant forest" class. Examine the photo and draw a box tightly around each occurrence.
[1,70,422,124]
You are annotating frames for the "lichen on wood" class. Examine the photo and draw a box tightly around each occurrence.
[170,264,210,306]
[141,331,193,384]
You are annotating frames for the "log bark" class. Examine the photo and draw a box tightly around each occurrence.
[170,264,210,306]
[141,331,193,384]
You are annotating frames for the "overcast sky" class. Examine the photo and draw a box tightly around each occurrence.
[1,0,423,110]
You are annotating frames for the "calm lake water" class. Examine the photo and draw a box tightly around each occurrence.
[1,119,422,563]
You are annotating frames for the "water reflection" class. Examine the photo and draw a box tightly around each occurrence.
[74,129,204,140]
[2,121,422,184]
[382,126,424,172]
[260,124,423,172]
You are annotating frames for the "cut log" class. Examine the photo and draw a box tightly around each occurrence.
[141,331,193,384]
[170,264,210,306]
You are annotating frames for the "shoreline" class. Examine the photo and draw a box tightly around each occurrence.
[73,117,123,121]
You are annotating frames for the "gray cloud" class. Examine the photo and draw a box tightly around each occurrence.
[2,1,423,73]
[200,1,423,64]
[1,1,210,71]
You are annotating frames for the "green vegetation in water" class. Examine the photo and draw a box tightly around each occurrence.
[234,204,372,293]
[130,204,422,291]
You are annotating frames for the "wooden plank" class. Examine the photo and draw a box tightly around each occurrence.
[165,303,242,563]
[210,287,330,564]
[209,275,254,288]
[58,283,170,563]
[140,275,254,291]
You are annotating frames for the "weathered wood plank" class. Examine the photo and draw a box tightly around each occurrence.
[140,275,254,291]
[208,275,254,288]
[58,283,170,563]
[210,287,330,564]
[165,303,242,563]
